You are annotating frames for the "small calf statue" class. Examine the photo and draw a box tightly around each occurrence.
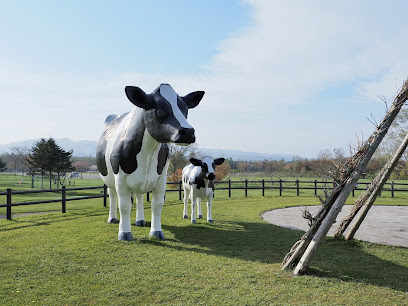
[182,157,225,223]
[96,84,204,240]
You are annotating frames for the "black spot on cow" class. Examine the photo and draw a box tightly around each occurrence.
[110,112,146,175]
[157,144,169,175]
[96,114,127,176]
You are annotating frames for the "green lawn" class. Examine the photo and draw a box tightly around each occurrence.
[1,196,407,304]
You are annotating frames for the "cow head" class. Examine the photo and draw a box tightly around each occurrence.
[190,157,225,180]
[125,84,204,144]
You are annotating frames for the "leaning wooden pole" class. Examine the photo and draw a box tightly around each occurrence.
[335,131,408,237]
[281,79,408,275]
[345,131,408,240]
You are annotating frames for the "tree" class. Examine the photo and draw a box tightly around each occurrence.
[168,144,197,174]
[10,147,37,177]
[73,161,91,178]
[29,138,74,189]
[214,162,231,181]
[0,157,6,172]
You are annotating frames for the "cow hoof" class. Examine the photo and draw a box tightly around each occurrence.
[183,215,188,219]
[208,220,214,223]
[108,218,119,224]
[198,215,203,219]
[118,232,133,241]
[149,231,165,240]
[135,220,146,227]
[191,220,197,224]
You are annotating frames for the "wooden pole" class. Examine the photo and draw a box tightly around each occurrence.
[283,79,408,275]
[345,132,408,240]
[6,188,12,220]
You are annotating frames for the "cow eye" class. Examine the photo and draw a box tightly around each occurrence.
[156,109,167,119]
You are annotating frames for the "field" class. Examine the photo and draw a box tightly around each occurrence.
[1,177,408,304]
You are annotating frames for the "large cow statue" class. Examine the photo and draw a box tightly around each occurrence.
[96,84,204,241]
[182,157,225,224]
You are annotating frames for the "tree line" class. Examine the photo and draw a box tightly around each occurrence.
[1,107,407,183]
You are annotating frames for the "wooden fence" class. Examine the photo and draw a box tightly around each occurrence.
[1,179,408,220]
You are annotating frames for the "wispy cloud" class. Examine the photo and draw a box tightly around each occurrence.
[2,1,408,158]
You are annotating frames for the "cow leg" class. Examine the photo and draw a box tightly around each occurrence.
[197,198,203,219]
[116,185,133,241]
[206,194,213,223]
[149,173,166,240]
[183,187,190,219]
[135,193,146,227]
[107,187,119,224]
[190,191,197,224]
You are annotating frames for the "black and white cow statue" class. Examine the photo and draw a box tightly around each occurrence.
[96,84,204,240]
[182,157,225,223]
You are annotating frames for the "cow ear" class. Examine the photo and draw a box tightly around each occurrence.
[190,158,202,167]
[214,158,225,166]
[125,86,154,110]
[182,91,205,109]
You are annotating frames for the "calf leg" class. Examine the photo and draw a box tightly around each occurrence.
[107,187,119,224]
[190,191,197,224]
[183,187,190,219]
[197,198,203,219]
[135,193,146,227]
[206,195,213,223]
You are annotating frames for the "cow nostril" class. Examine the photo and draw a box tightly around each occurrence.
[179,128,194,136]
[207,173,215,180]
[174,128,195,143]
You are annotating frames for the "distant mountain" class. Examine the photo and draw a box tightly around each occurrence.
[0,138,97,157]
[0,138,295,161]
[199,148,295,161]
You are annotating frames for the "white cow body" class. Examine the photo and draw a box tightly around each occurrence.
[96,84,204,240]
[182,157,225,223]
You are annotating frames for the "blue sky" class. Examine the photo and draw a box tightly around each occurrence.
[1,0,408,158]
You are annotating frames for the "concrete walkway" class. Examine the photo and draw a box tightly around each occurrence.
[262,205,408,248]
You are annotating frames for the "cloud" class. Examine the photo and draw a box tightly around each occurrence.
[2,1,408,158]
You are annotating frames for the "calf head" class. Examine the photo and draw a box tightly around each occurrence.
[190,157,225,180]
[125,84,204,144]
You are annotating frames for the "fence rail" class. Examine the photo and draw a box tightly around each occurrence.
[1,179,408,220]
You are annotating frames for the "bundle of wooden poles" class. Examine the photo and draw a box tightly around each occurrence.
[281,78,408,275]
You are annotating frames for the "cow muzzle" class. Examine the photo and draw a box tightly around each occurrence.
[207,173,215,180]
[173,127,195,144]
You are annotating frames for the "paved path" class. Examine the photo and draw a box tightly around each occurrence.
[262,205,408,248]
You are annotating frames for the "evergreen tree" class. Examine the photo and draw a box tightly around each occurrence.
[29,138,74,188]
[0,157,6,172]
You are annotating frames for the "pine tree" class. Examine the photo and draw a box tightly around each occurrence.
[0,157,6,172]
[29,138,74,189]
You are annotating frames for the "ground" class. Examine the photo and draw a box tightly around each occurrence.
[262,205,408,247]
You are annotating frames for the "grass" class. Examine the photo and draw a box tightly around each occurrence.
[0,196,407,304]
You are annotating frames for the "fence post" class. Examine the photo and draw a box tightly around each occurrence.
[179,180,182,201]
[296,179,299,196]
[245,179,248,197]
[391,181,394,198]
[314,180,317,196]
[103,184,107,207]
[62,185,66,213]
[352,186,355,197]
[262,179,265,197]
[6,188,12,220]
[279,179,282,196]
[228,179,231,198]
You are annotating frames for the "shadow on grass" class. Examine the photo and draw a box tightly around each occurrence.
[0,209,106,232]
[161,220,408,293]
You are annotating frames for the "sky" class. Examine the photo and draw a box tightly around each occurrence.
[1,0,408,159]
